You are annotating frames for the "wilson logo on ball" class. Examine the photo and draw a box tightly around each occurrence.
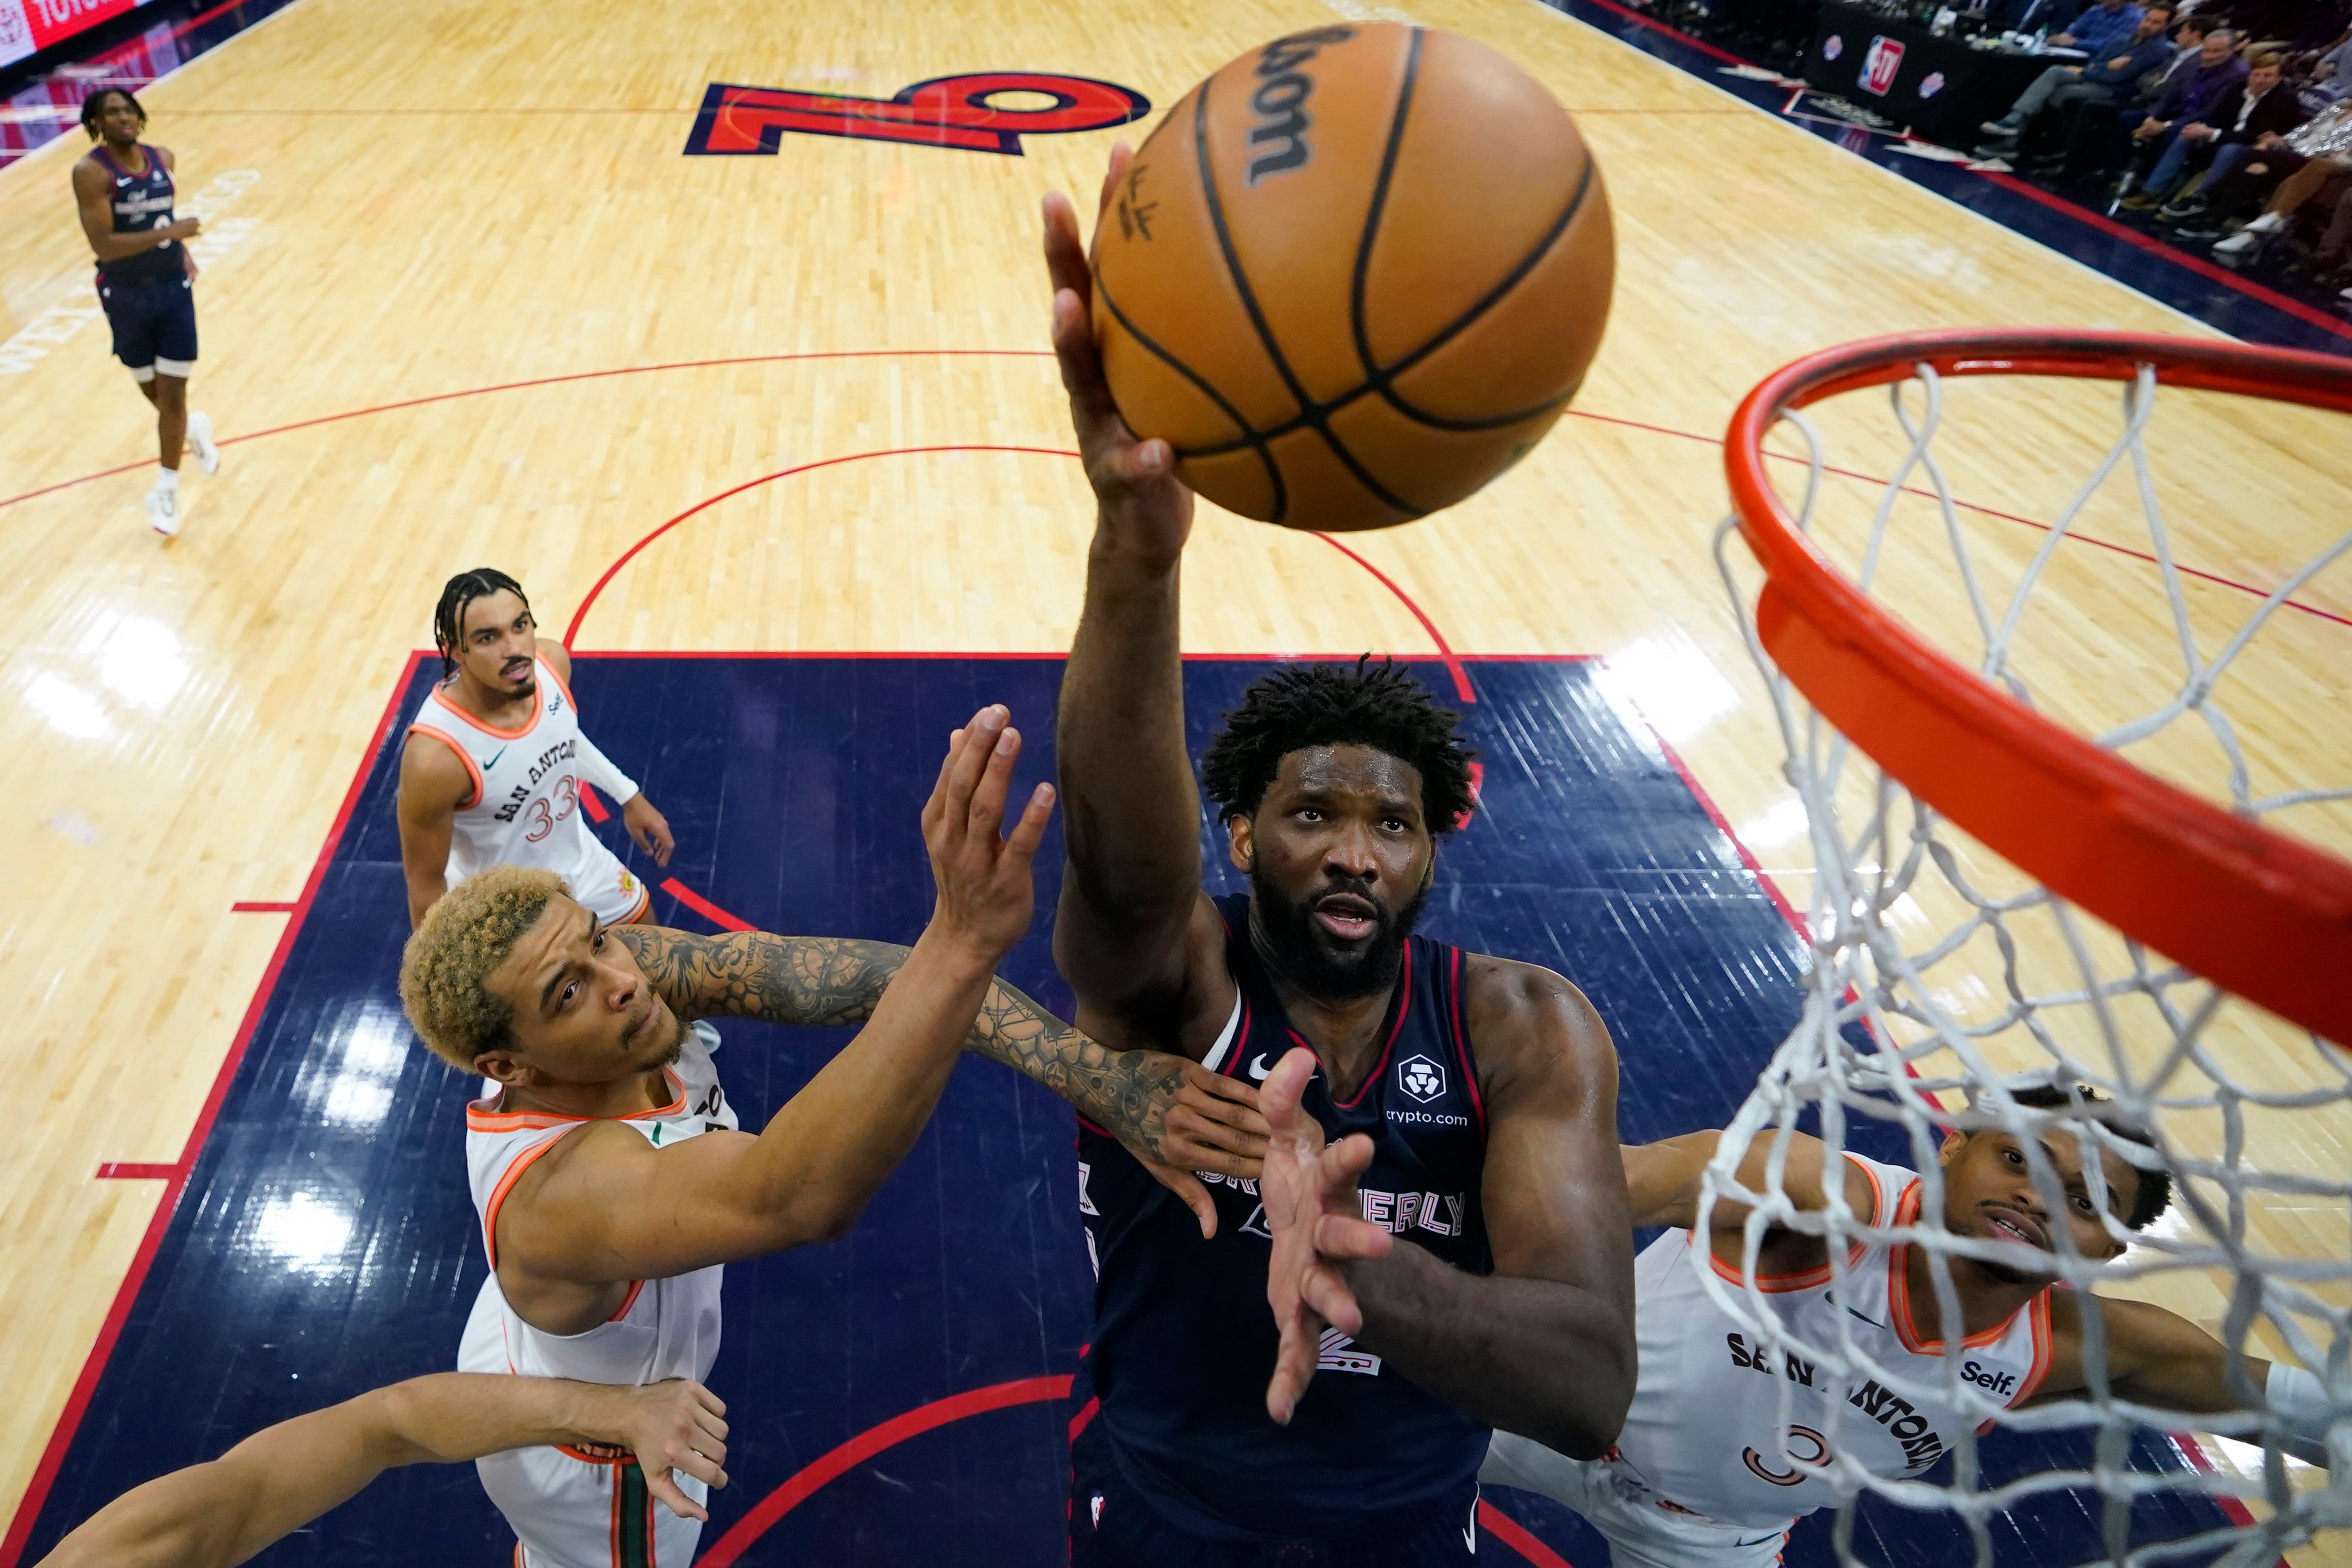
[1246,26,1354,184]
[684,73,1151,157]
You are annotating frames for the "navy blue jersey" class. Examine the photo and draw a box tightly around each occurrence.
[92,144,181,285]
[1076,895,1492,1542]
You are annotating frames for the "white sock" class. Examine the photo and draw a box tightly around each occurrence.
[155,465,179,491]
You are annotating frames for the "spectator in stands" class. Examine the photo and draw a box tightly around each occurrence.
[2163,80,2333,228]
[2306,28,2352,101]
[2130,51,2304,209]
[2048,0,2148,53]
[2037,11,2212,173]
[2103,27,2246,195]
[2207,135,2352,274]
[1976,3,2178,159]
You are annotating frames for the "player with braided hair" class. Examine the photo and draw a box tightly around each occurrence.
[397,568,676,928]
[1046,189,1636,1564]
[1480,1082,2336,1566]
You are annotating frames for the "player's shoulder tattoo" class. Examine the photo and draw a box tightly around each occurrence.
[612,923,903,1027]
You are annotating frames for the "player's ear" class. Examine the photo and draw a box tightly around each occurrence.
[1936,1127,1967,1168]
[1227,812,1254,872]
[476,1050,530,1088]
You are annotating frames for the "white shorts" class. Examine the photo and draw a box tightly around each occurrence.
[1481,1435,1791,1568]
[477,1443,706,1568]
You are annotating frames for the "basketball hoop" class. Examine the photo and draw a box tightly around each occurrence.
[1707,328,2352,1564]
[1724,328,2352,1048]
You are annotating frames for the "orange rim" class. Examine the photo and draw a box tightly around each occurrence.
[1723,328,2352,1048]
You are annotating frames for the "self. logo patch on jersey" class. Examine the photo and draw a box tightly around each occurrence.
[683,73,1151,157]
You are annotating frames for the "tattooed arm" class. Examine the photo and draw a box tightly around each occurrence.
[614,925,1267,1227]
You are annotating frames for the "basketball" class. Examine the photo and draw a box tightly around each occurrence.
[1089,22,1614,533]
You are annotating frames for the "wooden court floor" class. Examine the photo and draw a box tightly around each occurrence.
[0,0,2344,1556]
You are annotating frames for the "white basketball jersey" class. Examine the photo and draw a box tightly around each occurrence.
[1608,1154,2054,1531]
[457,1025,739,1568]
[408,657,648,926]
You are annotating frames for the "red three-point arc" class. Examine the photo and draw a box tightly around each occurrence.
[686,73,1152,157]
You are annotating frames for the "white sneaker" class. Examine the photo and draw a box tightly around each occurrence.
[187,410,221,475]
[2211,229,2259,255]
[2244,211,2286,236]
[145,484,179,536]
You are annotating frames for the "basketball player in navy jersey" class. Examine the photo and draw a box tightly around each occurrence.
[1043,161,1638,1565]
[72,88,220,537]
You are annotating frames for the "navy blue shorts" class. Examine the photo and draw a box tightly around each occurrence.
[1069,1420,1481,1566]
[98,273,198,373]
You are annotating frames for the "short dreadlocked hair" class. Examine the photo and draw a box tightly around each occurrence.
[81,88,146,139]
[1199,657,1477,831]
[2000,1081,2173,1230]
[432,568,530,678]
[401,866,568,1070]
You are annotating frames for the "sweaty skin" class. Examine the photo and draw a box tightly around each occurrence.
[1041,147,1637,1461]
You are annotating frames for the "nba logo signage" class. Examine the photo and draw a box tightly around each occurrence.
[1859,36,1906,96]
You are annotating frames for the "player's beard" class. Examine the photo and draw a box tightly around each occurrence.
[649,1011,688,1070]
[1249,868,1428,1002]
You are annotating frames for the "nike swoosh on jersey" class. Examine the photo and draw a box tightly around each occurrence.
[484,748,506,769]
[1248,1053,1273,1081]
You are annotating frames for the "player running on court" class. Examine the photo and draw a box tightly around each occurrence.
[400,703,1269,1568]
[398,569,676,930]
[1042,158,1637,1565]
[72,88,220,538]
[1477,1084,2340,1566]
[36,1376,726,1568]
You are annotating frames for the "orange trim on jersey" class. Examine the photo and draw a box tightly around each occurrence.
[483,1126,582,1268]
[466,1068,688,1133]
[617,882,652,925]
[409,722,487,810]
[1887,1182,2029,1354]
[557,1442,626,1465]
[2012,1288,2057,1406]
[430,675,544,741]
[1694,1154,1881,1292]
[539,655,580,714]
[608,1278,646,1323]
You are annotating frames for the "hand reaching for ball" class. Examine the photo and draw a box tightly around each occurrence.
[1042,144,1197,566]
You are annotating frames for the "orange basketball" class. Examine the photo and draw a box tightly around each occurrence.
[1089,22,1613,533]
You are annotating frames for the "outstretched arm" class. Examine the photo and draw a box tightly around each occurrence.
[1041,148,1229,1053]
[612,924,1268,1221]
[35,1376,727,1568]
[507,708,1058,1285]
[1622,1128,1874,1232]
[2045,1295,2334,1466]
[1265,963,1639,1460]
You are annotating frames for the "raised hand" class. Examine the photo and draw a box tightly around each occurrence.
[922,705,1057,963]
[594,1379,729,1522]
[1042,143,1195,564]
[1259,1047,1395,1426]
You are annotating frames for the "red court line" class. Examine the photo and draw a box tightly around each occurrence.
[1308,532,1476,703]
[659,877,752,932]
[0,653,423,1568]
[697,1375,1073,1566]
[229,900,296,913]
[93,1163,177,1181]
[1481,1499,1579,1568]
[563,445,1078,647]
[0,350,1053,515]
[1976,173,2352,346]
[1645,728,1806,932]
[1067,1396,1099,1441]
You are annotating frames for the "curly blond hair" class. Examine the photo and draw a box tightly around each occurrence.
[401,866,568,1069]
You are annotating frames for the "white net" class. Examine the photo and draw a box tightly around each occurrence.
[1705,349,2352,1566]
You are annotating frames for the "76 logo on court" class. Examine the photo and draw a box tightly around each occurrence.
[685,72,1151,157]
